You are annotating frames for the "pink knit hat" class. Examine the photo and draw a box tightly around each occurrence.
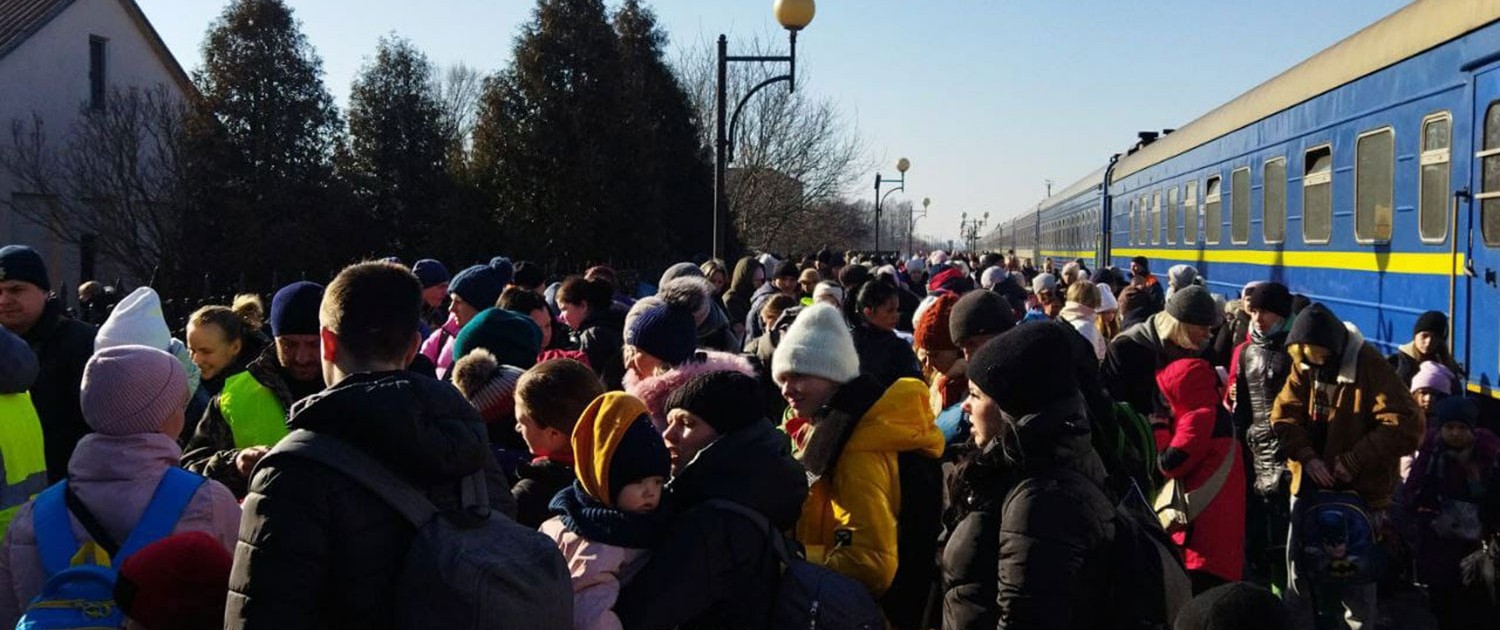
[80,345,188,436]
[1410,360,1455,396]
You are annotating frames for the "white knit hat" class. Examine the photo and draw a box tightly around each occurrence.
[772,303,859,384]
[980,266,1007,289]
[95,287,171,353]
[1097,283,1119,313]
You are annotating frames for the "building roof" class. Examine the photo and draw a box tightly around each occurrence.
[0,0,194,95]
[1112,0,1500,183]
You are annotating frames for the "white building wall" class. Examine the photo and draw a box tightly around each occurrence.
[0,0,190,296]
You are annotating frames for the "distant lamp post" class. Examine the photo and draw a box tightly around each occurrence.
[712,0,816,261]
[907,196,930,257]
[874,157,910,254]
[960,211,990,252]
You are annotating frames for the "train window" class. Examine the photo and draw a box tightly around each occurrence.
[1231,167,1251,244]
[1419,113,1451,243]
[1151,191,1161,245]
[1484,102,1500,246]
[1204,176,1222,244]
[1303,145,1333,244]
[1264,158,1287,244]
[1167,187,1178,245]
[1184,182,1197,244]
[1355,127,1394,243]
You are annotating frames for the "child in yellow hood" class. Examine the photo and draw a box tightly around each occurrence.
[539,392,670,630]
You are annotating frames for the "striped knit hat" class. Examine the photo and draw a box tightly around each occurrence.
[451,348,524,424]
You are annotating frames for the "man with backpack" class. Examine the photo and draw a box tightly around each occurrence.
[226,261,563,630]
[1271,303,1424,630]
[774,304,945,628]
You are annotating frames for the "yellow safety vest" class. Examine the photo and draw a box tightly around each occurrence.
[0,392,48,537]
[219,372,291,450]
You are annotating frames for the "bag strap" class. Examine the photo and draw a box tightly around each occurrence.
[32,483,80,577]
[1184,442,1238,522]
[264,429,438,528]
[705,498,790,563]
[64,483,120,557]
[116,469,207,565]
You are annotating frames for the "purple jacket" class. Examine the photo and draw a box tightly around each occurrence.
[0,433,241,627]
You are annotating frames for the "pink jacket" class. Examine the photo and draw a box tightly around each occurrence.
[421,314,460,379]
[0,433,241,626]
[623,350,755,433]
[540,517,647,630]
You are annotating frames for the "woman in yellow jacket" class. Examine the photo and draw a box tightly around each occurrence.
[773,304,944,627]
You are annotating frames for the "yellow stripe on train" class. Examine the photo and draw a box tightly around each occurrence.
[1110,248,1466,277]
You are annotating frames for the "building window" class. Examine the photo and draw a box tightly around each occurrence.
[1167,187,1178,245]
[1231,167,1251,244]
[1264,158,1287,244]
[1184,182,1197,245]
[1420,113,1452,243]
[89,36,107,111]
[1151,191,1161,245]
[1304,145,1333,244]
[1205,176,1222,244]
[1355,127,1395,243]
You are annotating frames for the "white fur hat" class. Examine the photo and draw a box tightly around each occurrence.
[772,303,859,385]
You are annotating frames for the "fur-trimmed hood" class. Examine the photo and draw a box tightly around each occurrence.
[624,350,755,432]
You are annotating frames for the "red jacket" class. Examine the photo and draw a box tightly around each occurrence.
[1155,358,1247,582]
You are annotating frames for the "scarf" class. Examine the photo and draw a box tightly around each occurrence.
[548,482,669,549]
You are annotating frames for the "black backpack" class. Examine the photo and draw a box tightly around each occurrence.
[881,450,945,628]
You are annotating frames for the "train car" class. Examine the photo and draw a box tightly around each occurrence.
[1035,167,1107,271]
[1093,0,1500,397]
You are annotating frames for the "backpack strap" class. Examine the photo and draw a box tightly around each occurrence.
[115,469,207,565]
[64,482,120,557]
[705,498,790,563]
[264,429,439,528]
[32,482,81,577]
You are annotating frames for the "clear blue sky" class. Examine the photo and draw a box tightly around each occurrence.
[135,0,1411,242]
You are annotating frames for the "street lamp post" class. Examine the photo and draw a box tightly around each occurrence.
[713,0,816,261]
[907,196,929,257]
[874,157,910,254]
[960,211,990,252]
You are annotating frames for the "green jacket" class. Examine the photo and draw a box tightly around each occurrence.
[182,347,307,498]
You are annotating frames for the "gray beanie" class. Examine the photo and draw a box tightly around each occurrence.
[1167,286,1218,327]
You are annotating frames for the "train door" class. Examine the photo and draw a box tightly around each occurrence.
[1465,66,1500,392]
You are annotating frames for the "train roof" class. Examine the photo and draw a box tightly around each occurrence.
[1038,166,1107,213]
[1112,0,1500,182]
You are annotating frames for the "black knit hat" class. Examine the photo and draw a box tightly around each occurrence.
[1166,285,1217,327]
[0,245,49,291]
[774,260,800,280]
[661,370,764,435]
[608,417,672,502]
[1413,310,1448,339]
[1173,582,1289,630]
[966,323,1077,417]
[949,290,1016,345]
[1245,282,1292,318]
[1433,396,1479,429]
[1286,302,1348,355]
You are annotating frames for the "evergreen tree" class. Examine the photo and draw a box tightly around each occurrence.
[613,0,714,261]
[346,36,452,258]
[191,0,351,284]
[472,0,653,266]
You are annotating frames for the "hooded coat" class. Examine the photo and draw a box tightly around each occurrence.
[723,258,761,335]
[786,377,944,596]
[615,421,808,630]
[940,394,1115,630]
[1155,359,1246,583]
[1271,309,1425,510]
[576,304,629,391]
[624,351,756,433]
[225,371,518,630]
[0,434,241,627]
[14,297,96,482]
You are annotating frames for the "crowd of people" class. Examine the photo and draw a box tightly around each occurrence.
[0,241,1498,630]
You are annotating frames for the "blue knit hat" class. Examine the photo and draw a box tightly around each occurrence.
[269,281,324,337]
[624,300,697,366]
[452,308,542,369]
[411,259,450,288]
[487,257,516,287]
[0,245,49,291]
[450,264,505,309]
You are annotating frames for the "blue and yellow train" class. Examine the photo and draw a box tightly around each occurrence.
[987,0,1500,398]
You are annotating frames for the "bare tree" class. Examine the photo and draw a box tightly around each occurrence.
[435,62,485,159]
[0,86,191,286]
[676,35,870,254]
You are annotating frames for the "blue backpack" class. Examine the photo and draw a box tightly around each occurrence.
[1291,490,1385,586]
[17,468,205,630]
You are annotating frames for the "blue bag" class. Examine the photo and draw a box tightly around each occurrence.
[1291,490,1385,586]
[17,468,205,630]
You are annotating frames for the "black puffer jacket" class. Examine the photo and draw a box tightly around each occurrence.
[616,421,807,630]
[575,303,628,390]
[17,298,96,482]
[1233,327,1293,497]
[942,395,1114,630]
[852,324,923,388]
[225,371,516,630]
